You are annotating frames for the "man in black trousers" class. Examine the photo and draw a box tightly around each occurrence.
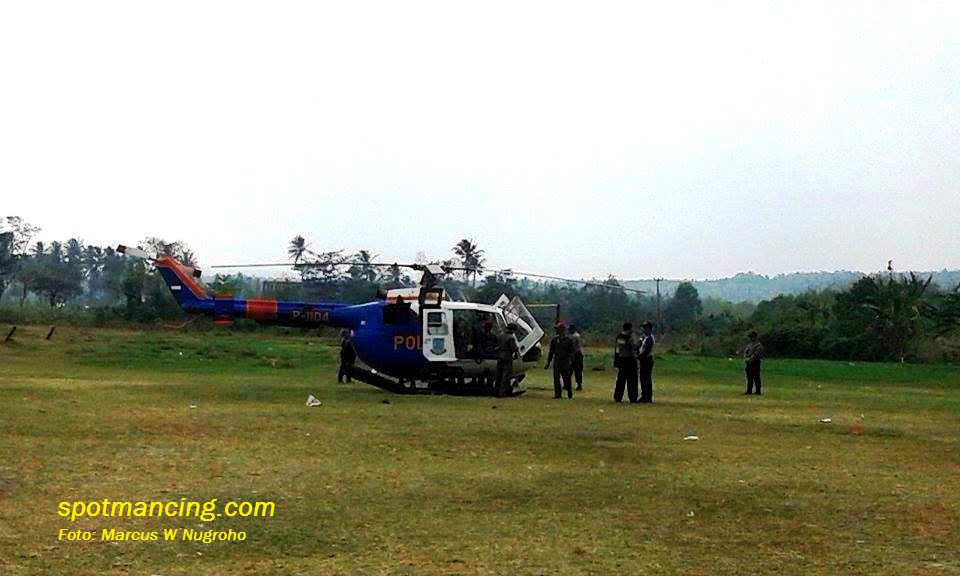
[338,329,357,383]
[613,322,638,403]
[744,330,764,395]
[545,322,575,399]
[637,321,655,403]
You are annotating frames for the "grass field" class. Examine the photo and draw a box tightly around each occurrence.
[1,326,958,575]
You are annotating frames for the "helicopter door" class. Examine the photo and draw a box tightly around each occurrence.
[494,295,545,356]
[422,308,456,362]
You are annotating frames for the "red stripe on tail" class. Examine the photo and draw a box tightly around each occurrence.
[245,299,278,320]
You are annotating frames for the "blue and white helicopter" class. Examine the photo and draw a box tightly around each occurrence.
[118,245,560,396]
[118,245,643,396]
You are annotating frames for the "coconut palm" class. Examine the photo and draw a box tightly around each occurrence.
[288,235,307,265]
[859,272,934,361]
[348,249,379,282]
[452,239,485,287]
[385,263,407,288]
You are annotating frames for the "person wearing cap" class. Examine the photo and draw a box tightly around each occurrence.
[544,322,575,399]
[568,323,585,391]
[743,330,764,395]
[495,323,520,397]
[613,322,639,402]
[637,321,656,402]
[338,329,357,383]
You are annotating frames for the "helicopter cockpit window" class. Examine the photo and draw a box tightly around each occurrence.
[426,311,448,335]
[453,309,500,358]
[383,302,413,325]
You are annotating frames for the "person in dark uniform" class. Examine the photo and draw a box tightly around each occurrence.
[568,323,584,391]
[476,319,499,389]
[479,319,499,356]
[338,329,357,383]
[613,322,638,403]
[495,323,519,397]
[743,330,764,395]
[637,321,655,403]
[544,322,575,399]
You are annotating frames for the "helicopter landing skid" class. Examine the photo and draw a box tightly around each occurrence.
[347,365,526,397]
[347,365,413,394]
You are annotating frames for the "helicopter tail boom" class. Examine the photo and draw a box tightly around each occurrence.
[151,254,353,327]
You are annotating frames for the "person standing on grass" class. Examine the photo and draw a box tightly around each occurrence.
[637,321,655,403]
[545,322,575,399]
[495,323,520,397]
[568,323,585,391]
[743,330,764,395]
[476,319,499,389]
[338,329,357,383]
[613,322,639,403]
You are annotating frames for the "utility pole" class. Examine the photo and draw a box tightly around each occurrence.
[655,278,663,335]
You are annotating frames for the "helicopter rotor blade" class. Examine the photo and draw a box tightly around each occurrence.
[209,261,418,269]
[510,270,645,294]
[116,245,154,261]
[443,265,645,294]
[208,260,644,294]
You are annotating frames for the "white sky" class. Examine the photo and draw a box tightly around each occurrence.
[1,1,958,280]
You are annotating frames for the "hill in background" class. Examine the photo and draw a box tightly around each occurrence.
[624,270,960,303]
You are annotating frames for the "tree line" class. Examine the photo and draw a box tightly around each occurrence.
[2,217,959,362]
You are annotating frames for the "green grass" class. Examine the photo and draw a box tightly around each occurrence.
[1,326,958,575]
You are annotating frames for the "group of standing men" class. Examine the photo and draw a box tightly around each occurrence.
[547,320,762,402]
[613,321,656,403]
[544,322,656,403]
[544,320,655,402]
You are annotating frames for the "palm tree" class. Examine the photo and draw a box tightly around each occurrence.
[288,236,308,281]
[385,263,406,288]
[452,239,485,287]
[355,249,378,282]
[348,250,378,282]
[288,235,307,265]
[860,273,934,362]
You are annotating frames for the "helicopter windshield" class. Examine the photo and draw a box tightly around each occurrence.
[452,309,502,359]
[494,295,545,355]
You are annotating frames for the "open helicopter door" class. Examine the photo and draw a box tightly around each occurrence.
[494,295,545,356]
[422,307,456,362]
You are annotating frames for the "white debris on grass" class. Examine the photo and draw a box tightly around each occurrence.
[820,417,832,424]
[306,394,322,407]
[683,435,699,441]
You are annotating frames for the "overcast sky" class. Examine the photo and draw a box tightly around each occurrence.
[1,1,958,280]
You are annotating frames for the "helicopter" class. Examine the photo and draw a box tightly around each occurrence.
[116,244,643,396]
